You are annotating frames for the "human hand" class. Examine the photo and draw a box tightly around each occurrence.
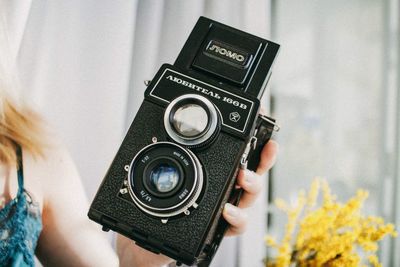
[223,139,279,236]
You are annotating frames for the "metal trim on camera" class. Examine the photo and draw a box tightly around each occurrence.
[164,94,220,147]
[127,141,204,218]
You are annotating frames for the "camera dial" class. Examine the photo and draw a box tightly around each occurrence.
[127,142,204,218]
[164,94,220,148]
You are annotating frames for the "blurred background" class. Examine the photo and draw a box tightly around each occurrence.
[3,0,400,266]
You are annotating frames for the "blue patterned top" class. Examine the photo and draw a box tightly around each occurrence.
[0,146,42,266]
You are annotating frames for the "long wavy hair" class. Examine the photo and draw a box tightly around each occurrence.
[0,7,45,167]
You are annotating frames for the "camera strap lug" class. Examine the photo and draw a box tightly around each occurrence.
[259,114,280,132]
[144,80,152,86]
[246,114,278,171]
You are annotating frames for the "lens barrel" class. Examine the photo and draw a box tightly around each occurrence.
[128,142,203,218]
[164,94,220,148]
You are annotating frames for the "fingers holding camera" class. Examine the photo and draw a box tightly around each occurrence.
[256,139,279,175]
[236,140,278,208]
[236,169,263,209]
[223,203,248,236]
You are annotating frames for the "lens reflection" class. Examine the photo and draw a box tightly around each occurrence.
[172,104,208,137]
[150,164,180,193]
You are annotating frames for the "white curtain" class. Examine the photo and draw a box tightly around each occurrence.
[4,1,272,266]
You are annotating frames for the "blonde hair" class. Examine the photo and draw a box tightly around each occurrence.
[0,6,46,166]
[0,96,46,166]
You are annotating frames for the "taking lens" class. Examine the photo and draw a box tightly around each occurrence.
[150,163,180,193]
[172,104,208,138]
[128,142,204,218]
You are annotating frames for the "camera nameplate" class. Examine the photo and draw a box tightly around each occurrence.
[149,68,255,134]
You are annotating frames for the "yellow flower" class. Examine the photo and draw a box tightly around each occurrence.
[306,178,320,210]
[265,236,278,248]
[265,178,398,267]
[368,254,381,267]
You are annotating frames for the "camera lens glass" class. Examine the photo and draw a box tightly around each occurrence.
[150,163,180,193]
[172,104,208,138]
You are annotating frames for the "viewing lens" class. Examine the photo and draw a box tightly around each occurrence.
[150,164,180,193]
[172,104,208,137]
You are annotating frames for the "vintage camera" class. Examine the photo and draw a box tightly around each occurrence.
[88,17,280,266]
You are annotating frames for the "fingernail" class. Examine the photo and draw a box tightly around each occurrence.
[225,203,239,217]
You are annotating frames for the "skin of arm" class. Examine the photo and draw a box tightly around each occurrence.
[32,139,278,267]
[33,143,119,267]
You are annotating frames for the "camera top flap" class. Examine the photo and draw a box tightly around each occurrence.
[175,16,280,100]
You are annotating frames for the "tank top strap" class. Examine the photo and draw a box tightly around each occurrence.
[16,145,24,195]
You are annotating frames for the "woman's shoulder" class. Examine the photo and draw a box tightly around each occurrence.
[23,134,81,210]
[24,134,65,175]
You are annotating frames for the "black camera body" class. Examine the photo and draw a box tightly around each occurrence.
[88,17,279,266]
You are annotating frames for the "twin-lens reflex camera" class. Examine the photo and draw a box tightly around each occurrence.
[88,16,280,266]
